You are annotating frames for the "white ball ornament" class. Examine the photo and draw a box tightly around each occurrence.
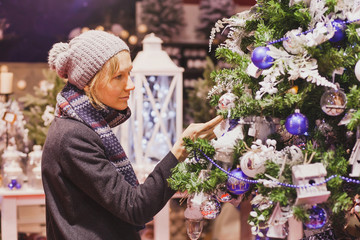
[218,92,237,110]
[240,151,266,178]
[355,60,360,81]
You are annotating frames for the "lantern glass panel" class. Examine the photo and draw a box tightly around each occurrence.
[141,75,177,162]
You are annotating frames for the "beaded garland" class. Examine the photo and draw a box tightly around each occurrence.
[196,149,360,189]
[266,18,360,46]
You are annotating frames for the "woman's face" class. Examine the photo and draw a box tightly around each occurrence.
[95,51,135,110]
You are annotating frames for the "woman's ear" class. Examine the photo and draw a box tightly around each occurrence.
[83,85,90,93]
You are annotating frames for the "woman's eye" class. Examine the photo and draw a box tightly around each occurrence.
[115,75,122,79]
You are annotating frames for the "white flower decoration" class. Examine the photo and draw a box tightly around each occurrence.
[42,105,55,126]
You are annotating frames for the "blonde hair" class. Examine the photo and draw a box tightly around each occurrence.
[85,53,122,109]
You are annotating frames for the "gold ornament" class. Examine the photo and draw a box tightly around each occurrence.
[287,85,298,94]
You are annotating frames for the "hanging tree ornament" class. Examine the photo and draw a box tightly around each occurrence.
[240,151,266,178]
[304,205,328,229]
[285,109,309,135]
[200,196,221,219]
[226,168,250,195]
[355,60,360,81]
[266,203,287,239]
[292,163,331,205]
[212,119,243,170]
[303,228,337,240]
[215,186,233,203]
[246,62,263,78]
[240,139,276,178]
[218,91,237,111]
[186,219,204,240]
[329,19,346,43]
[286,85,299,94]
[251,46,274,69]
[185,170,210,221]
[282,29,306,55]
[320,88,347,116]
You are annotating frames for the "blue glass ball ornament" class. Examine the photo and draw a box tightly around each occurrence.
[226,168,250,195]
[329,19,346,43]
[8,179,19,190]
[251,46,274,69]
[285,110,309,135]
[304,206,327,229]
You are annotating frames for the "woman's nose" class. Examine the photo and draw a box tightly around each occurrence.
[126,76,135,91]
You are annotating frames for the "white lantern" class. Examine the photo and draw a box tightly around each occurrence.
[134,32,184,240]
[114,34,184,240]
[117,33,184,167]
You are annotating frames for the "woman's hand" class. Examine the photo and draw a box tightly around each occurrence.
[171,115,223,162]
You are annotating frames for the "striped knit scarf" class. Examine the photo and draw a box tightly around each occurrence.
[56,83,139,186]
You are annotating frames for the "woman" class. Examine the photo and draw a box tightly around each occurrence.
[42,30,222,239]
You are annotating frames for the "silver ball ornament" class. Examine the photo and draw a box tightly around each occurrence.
[320,88,347,116]
[355,60,360,81]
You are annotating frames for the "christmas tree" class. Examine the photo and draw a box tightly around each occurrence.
[168,0,360,239]
[196,0,235,40]
[19,70,65,146]
[185,56,217,124]
[140,0,185,41]
[0,100,29,154]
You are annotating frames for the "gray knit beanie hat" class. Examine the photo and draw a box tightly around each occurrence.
[48,30,130,90]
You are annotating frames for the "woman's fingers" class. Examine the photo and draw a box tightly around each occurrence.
[182,115,223,140]
[196,121,222,140]
[201,115,223,130]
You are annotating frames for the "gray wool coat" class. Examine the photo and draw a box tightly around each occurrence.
[42,117,178,240]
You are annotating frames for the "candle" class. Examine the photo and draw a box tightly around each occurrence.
[0,72,14,94]
[0,65,9,72]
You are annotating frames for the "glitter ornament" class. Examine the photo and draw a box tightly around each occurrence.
[304,206,327,229]
[251,46,274,69]
[320,88,347,116]
[215,188,233,202]
[226,168,250,195]
[285,109,309,135]
[329,19,346,43]
[282,29,305,54]
[304,228,337,240]
[218,92,237,110]
[200,197,221,219]
[355,60,360,81]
